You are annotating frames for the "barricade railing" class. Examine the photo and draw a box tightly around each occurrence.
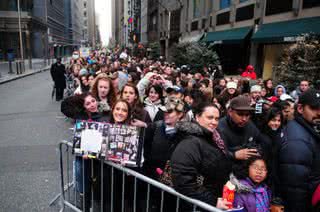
[50,140,223,212]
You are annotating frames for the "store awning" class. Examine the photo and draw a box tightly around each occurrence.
[179,33,204,43]
[201,27,252,44]
[252,17,320,43]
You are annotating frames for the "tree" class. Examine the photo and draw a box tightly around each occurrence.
[148,42,160,60]
[273,34,320,90]
[170,42,220,69]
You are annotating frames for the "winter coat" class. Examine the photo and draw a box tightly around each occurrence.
[143,121,178,178]
[233,178,271,212]
[241,71,257,80]
[50,62,66,88]
[143,98,163,122]
[278,116,320,212]
[290,87,302,101]
[170,122,232,206]
[218,116,263,160]
[260,127,283,198]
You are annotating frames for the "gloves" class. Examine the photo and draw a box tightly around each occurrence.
[312,184,320,206]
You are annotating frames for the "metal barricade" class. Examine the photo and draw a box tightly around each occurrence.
[50,140,223,212]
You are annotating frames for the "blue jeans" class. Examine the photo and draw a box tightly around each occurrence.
[74,156,90,193]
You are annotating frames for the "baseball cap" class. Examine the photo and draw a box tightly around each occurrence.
[298,89,320,108]
[166,85,184,94]
[160,97,185,113]
[229,95,255,111]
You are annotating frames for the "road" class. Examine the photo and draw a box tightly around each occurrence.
[0,72,71,211]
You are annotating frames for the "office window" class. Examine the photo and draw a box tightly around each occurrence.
[265,0,293,16]
[193,0,201,18]
[220,0,231,10]
[216,11,230,25]
[303,0,320,8]
[191,21,198,31]
[236,4,254,21]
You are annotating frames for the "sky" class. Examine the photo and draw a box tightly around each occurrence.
[95,0,112,46]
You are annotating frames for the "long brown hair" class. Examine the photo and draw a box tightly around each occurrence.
[91,74,117,107]
[120,83,145,120]
[110,99,132,124]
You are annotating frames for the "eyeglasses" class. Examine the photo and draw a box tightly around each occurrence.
[250,164,267,173]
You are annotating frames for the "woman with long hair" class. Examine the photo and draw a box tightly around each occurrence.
[121,83,152,127]
[91,74,117,114]
[143,84,164,122]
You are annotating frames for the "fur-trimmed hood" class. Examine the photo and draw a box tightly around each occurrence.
[176,121,210,137]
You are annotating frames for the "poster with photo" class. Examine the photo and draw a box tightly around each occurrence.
[106,124,143,167]
[72,121,144,167]
[73,120,109,154]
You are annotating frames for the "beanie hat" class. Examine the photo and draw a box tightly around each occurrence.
[226,81,237,89]
[250,85,262,93]
[79,68,88,76]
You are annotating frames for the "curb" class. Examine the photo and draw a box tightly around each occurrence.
[0,67,50,85]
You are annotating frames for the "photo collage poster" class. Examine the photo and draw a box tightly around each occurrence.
[72,120,143,166]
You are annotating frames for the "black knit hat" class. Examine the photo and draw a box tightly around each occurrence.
[298,89,320,108]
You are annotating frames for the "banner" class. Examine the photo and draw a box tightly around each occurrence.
[73,121,144,167]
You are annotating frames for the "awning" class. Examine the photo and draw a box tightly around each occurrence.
[252,16,320,43]
[179,33,204,43]
[201,27,252,44]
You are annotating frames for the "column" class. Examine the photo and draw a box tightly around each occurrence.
[26,30,32,69]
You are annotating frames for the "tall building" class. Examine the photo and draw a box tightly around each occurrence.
[112,0,141,47]
[159,0,183,59]
[0,0,47,60]
[140,0,159,45]
[82,0,96,48]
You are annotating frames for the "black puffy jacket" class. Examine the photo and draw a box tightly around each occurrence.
[218,115,263,159]
[278,116,320,212]
[170,122,231,206]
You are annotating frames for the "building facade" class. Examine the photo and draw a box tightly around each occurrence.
[180,0,320,76]
[0,0,47,61]
[82,0,96,48]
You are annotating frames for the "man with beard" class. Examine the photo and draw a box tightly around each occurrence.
[278,89,320,212]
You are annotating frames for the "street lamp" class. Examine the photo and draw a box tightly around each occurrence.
[17,0,25,72]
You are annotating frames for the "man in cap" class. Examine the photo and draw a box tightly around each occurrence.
[278,89,320,212]
[166,85,185,100]
[218,95,262,160]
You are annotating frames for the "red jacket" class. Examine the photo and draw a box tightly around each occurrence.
[241,71,257,80]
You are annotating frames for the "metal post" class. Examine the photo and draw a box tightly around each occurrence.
[17,0,25,69]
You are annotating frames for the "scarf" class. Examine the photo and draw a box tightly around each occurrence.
[212,129,226,154]
[251,180,270,212]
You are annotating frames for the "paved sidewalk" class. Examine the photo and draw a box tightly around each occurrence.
[0,66,50,85]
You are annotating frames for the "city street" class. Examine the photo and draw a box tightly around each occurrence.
[0,72,71,211]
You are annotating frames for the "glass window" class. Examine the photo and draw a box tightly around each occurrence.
[193,0,201,18]
[220,0,231,10]
[239,0,248,3]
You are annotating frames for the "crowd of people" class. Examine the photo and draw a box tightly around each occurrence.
[50,48,320,212]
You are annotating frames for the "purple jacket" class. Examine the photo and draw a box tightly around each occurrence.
[233,178,271,212]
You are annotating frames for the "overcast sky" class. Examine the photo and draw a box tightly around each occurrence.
[95,0,111,46]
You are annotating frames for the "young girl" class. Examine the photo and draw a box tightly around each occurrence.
[233,156,271,212]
